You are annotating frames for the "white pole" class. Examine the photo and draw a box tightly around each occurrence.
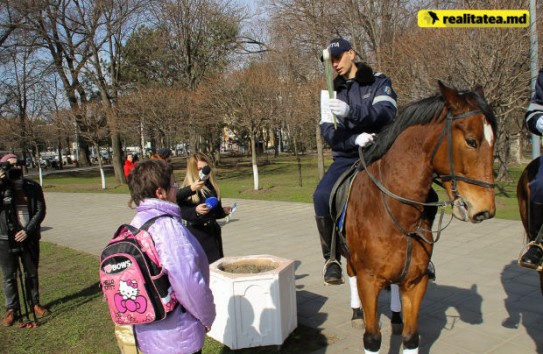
[530,0,540,159]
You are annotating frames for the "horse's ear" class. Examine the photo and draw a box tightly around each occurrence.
[473,84,485,98]
[438,80,463,111]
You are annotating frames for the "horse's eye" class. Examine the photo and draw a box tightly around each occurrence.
[466,138,478,148]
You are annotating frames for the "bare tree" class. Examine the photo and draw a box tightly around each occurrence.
[221,62,280,190]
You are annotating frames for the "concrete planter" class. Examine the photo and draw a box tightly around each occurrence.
[208,255,297,350]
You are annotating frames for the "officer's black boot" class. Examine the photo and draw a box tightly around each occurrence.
[315,216,343,285]
[520,202,543,269]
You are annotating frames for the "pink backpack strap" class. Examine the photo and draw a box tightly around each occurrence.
[136,214,173,267]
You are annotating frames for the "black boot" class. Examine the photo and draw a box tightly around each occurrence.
[315,216,343,285]
[520,202,543,269]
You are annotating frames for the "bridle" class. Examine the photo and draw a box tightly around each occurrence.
[429,109,495,201]
[357,106,495,283]
[358,106,495,240]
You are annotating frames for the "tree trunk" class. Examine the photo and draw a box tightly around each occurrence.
[96,143,106,189]
[274,129,279,158]
[293,133,302,187]
[111,132,124,184]
[250,130,259,190]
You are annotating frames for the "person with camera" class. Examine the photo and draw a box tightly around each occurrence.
[0,154,48,326]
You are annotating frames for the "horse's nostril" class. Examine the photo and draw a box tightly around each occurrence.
[474,211,490,221]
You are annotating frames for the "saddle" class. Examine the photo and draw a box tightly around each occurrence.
[329,160,361,259]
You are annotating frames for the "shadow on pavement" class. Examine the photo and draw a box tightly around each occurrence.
[501,259,543,353]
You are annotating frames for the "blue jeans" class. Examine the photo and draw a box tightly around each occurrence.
[0,238,40,311]
[313,156,358,217]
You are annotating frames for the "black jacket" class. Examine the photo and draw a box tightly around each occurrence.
[0,178,46,240]
[176,182,227,264]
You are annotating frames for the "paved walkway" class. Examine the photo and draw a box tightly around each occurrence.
[41,193,543,353]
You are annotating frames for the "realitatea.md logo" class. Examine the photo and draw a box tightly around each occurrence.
[418,9,529,28]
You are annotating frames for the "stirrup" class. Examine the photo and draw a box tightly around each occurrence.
[322,259,344,285]
[518,241,543,271]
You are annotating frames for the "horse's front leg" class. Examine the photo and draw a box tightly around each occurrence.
[400,277,429,354]
[357,274,382,354]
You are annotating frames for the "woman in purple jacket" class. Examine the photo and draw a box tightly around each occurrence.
[128,159,215,354]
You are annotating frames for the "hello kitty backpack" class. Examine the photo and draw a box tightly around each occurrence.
[99,215,180,325]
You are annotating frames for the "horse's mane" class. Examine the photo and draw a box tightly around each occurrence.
[362,90,497,164]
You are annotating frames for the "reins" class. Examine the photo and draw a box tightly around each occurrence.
[357,107,494,283]
[358,107,495,238]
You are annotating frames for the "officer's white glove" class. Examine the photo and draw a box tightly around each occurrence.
[355,133,374,147]
[536,117,543,134]
[329,99,350,118]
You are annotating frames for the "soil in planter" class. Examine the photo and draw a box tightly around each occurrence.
[222,262,276,274]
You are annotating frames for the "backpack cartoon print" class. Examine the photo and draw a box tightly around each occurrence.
[114,279,148,314]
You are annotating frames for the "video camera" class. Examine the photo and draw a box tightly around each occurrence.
[0,159,25,180]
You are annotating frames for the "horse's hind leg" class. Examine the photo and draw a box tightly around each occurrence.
[400,279,428,354]
[357,275,382,353]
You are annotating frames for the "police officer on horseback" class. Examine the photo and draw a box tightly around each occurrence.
[520,68,543,269]
[314,38,397,285]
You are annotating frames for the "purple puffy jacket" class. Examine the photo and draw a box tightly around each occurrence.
[131,199,215,354]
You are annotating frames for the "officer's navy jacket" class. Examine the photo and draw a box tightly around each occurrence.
[320,63,397,158]
[526,68,543,136]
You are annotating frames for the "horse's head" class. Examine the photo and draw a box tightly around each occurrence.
[433,81,496,223]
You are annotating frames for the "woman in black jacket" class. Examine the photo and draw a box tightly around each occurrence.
[177,153,231,264]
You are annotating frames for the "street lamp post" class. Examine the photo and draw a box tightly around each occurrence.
[530,0,540,159]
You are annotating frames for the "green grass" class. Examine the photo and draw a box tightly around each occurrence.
[37,154,524,220]
[0,242,331,353]
[0,243,118,354]
[37,155,322,203]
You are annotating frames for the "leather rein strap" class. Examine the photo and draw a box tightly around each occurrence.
[358,108,494,283]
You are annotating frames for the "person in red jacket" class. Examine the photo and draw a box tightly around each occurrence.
[123,153,137,180]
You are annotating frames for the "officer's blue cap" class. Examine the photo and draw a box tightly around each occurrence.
[328,38,352,57]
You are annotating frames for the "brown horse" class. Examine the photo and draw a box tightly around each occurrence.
[516,157,543,294]
[345,81,496,353]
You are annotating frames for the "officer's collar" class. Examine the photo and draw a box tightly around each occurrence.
[334,63,375,88]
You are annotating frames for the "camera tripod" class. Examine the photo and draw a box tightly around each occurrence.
[9,245,39,328]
